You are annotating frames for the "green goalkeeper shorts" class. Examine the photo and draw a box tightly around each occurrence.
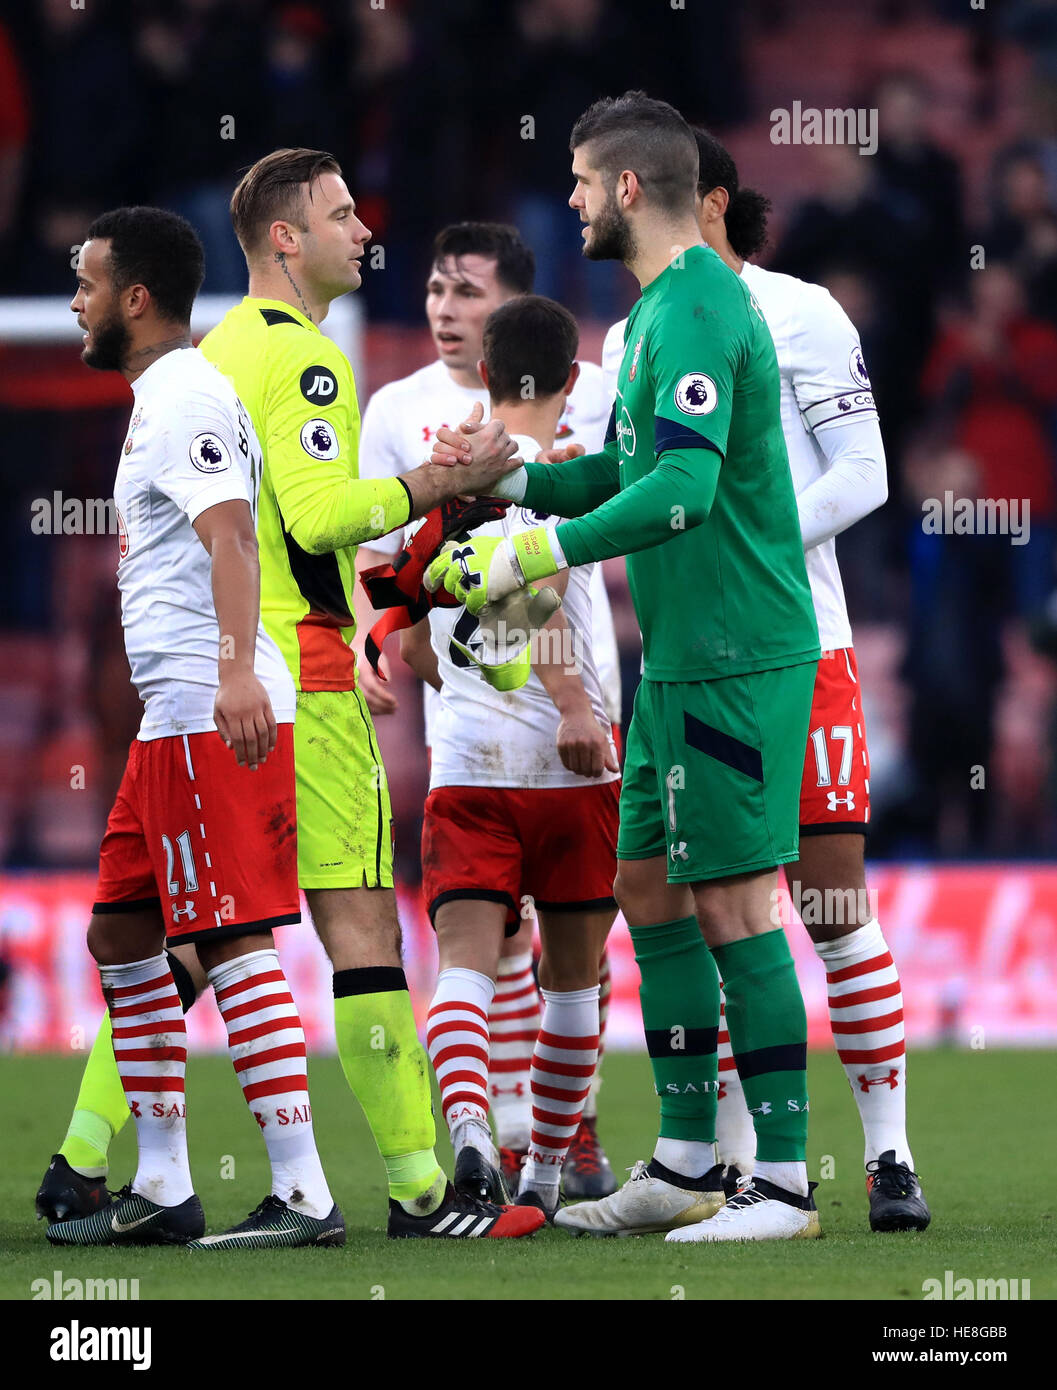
[617,661,817,883]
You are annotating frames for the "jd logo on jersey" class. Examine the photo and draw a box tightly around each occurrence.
[300,366,338,406]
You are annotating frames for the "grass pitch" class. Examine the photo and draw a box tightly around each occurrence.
[2,1049,1054,1301]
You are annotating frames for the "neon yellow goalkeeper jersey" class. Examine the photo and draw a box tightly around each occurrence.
[200,298,411,691]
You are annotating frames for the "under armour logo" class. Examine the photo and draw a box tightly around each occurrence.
[491,1083,525,1098]
[670,841,689,862]
[827,790,856,812]
[421,426,432,442]
[451,545,482,589]
[858,1069,900,1092]
[171,900,197,923]
[749,1100,772,1115]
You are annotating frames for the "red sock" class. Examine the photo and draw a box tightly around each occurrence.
[714,991,757,1173]
[101,954,192,1206]
[209,948,332,1217]
[582,951,610,1122]
[487,951,539,1148]
[521,986,599,1190]
[427,968,494,1140]
[818,920,911,1168]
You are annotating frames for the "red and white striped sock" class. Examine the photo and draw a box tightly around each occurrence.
[582,950,611,1122]
[714,991,757,1175]
[426,968,495,1147]
[487,951,539,1149]
[209,949,333,1218]
[101,954,192,1207]
[521,986,599,1195]
[817,919,912,1168]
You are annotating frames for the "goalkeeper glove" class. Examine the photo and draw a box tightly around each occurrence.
[424,526,565,614]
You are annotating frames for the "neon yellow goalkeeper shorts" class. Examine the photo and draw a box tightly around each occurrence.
[293,688,395,890]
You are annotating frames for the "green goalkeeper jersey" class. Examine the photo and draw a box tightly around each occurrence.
[523,245,819,681]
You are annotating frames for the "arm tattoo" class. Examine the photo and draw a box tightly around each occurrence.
[275,252,313,323]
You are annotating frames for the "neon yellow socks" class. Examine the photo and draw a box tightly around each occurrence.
[333,967,443,1212]
[59,1010,129,1177]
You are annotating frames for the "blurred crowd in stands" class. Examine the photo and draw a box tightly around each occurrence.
[5,0,1057,869]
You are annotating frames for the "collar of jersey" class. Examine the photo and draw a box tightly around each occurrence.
[641,243,711,298]
[243,296,319,334]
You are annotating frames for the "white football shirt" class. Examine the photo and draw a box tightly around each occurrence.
[358,356,622,728]
[602,262,885,650]
[114,347,295,740]
[427,433,619,791]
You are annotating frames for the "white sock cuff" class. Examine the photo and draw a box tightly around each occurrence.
[540,985,600,1007]
[496,951,533,979]
[206,946,280,992]
[812,918,886,968]
[98,953,170,989]
[435,966,496,1013]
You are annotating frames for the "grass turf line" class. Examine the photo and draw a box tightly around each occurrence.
[1,1050,1054,1301]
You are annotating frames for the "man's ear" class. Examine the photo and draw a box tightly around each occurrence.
[563,360,581,397]
[125,283,151,321]
[477,358,489,389]
[698,186,730,227]
[268,219,301,258]
[619,170,643,210]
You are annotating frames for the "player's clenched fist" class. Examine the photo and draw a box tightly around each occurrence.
[425,526,563,614]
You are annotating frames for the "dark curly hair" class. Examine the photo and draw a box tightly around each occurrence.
[86,206,205,322]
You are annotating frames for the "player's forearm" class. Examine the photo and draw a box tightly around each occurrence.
[399,463,474,520]
[555,448,719,567]
[516,449,621,518]
[798,422,888,551]
[399,621,442,691]
[532,610,592,715]
[209,534,261,675]
[352,544,384,650]
[284,477,412,555]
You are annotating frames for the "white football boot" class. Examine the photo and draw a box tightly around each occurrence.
[553,1158,726,1237]
[666,1176,821,1242]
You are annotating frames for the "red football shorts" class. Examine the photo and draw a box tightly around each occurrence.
[94,726,300,945]
[799,647,871,834]
[422,780,620,935]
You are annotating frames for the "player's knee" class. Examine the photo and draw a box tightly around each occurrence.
[85,916,109,964]
[614,863,659,922]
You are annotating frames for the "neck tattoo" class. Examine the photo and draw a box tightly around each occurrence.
[274,252,313,322]
[128,334,192,371]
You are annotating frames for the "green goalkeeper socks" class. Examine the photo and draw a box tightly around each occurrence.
[628,916,720,1142]
[333,968,444,1209]
[59,1010,129,1176]
[711,929,809,1162]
